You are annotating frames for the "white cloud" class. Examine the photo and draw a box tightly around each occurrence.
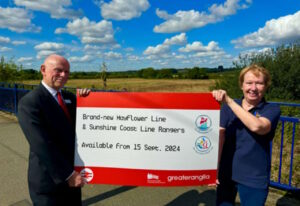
[36,50,64,60]
[109,44,121,49]
[0,46,12,52]
[154,9,210,33]
[143,33,188,58]
[232,10,300,48]
[14,0,82,19]
[22,62,33,67]
[174,54,186,59]
[143,44,170,56]
[0,7,41,33]
[179,41,221,53]
[0,36,26,53]
[69,55,93,63]
[154,0,251,33]
[104,51,122,59]
[84,44,121,54]
[154,59,169,66]
[17,57,33,63]
[55,17,117,45]
[100,0,150,20]
[35,42,65,51]
[145,53,172,60]
[192,50,225,58]
[34,42,66,59]
[163,33,187,45]
[0,36,26,46]
[81,35,114,44]
[12,41,26,45]
[0,36,10,44]
[84,44,101,51]
[209,0,248,17]
[178,40,233,67]
[127,54,140,61]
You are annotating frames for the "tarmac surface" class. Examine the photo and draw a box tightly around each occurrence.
[1,111,299,206]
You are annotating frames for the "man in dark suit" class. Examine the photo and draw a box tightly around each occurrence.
[18,54,89,205]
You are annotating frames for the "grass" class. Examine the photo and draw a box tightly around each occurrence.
[21,78,216,92]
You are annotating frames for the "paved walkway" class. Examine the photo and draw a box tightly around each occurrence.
[1,112,299,206]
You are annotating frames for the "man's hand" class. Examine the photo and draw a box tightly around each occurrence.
[78,88,91,97]
[67,171,86,187]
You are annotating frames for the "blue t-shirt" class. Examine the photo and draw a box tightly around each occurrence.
[219,98,280,189]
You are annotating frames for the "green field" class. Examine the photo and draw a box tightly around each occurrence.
[21,78,216,92]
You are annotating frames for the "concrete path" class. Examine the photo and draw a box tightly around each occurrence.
[0,112,299,206]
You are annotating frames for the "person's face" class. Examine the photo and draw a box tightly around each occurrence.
[41,58,70,90]
[241,71,267,104]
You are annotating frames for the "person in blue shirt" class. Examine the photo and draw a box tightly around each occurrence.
[212,64,280,206]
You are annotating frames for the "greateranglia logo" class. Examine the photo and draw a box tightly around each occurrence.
[194,136,212,154]
[80,168,94,182]
[147,173,165,184]
[147,173,159,180]
[167,174,210,182]
[195,115,212,133]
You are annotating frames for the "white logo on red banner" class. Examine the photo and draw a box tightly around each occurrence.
[80,168,94,182]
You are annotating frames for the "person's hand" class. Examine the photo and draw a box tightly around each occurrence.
[67,171,86,187]
[78,88,91,97]
[212,90,232,104]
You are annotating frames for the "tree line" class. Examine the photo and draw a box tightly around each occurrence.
[0,56,230,80]
[0,56,227,81]
[0,56,42,81]
[213,43,300,101]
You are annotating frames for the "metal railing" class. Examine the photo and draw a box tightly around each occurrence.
[269,102,300,191]
[0,83,299,191]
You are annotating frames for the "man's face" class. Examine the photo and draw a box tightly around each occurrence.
[41,57,70,90]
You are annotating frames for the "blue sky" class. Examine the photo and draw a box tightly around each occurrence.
[0,0,300,71]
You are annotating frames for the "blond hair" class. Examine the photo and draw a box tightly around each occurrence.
[239,64,271,88]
